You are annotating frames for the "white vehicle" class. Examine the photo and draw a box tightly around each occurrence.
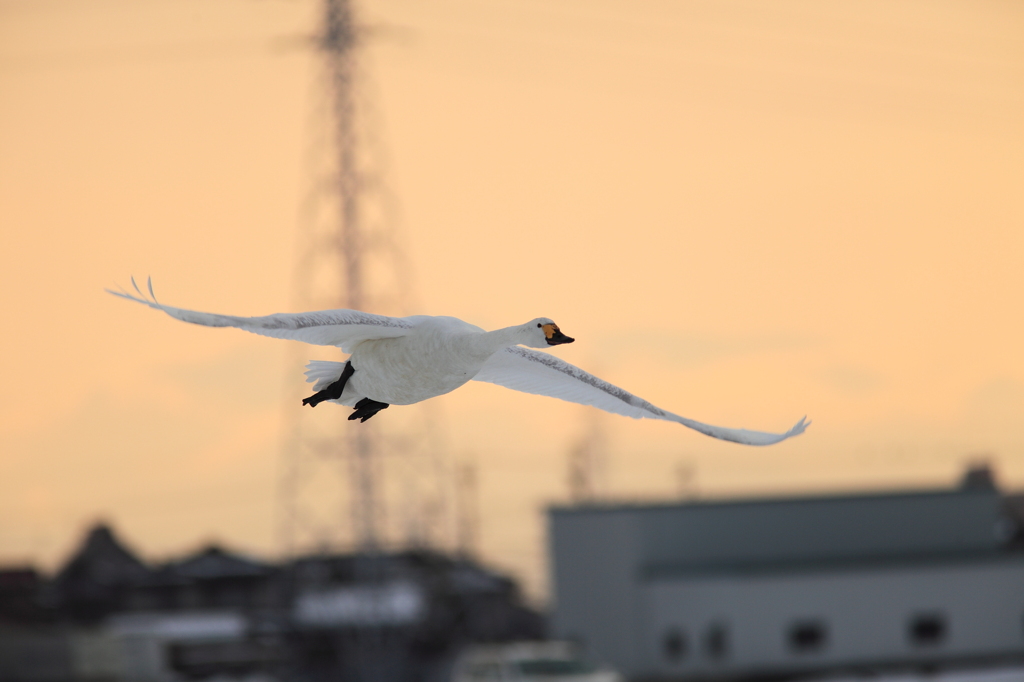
[452,641,622,682]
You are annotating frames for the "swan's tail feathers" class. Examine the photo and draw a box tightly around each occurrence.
[304,360,348,391]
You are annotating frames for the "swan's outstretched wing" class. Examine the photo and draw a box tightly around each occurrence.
[473,346,808,446]
[107,278,419,351]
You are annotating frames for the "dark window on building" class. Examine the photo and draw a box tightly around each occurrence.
[908,613,947,646]
[704,623,729,660]
[662,627,687,662]
[788,620,828,654]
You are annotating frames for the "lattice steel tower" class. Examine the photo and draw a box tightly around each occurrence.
[279,0,448,558]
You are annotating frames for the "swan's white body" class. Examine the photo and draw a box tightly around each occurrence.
[335,316,508,406]
[108,279,808,446]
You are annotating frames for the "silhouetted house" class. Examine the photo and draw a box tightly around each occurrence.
[549,467,1024,681]
[288,550,544,682]
[290,550,542,642]
[0,567,51,625]
[140,544,281,614]
[442,555,545,643]
[1,523,543,682]
[51,523,150,623]
[0,567,66,681]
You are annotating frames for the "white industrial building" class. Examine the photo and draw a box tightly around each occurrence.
[548,471,1024,680]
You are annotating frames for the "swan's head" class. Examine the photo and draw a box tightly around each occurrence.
[525,318,574,348]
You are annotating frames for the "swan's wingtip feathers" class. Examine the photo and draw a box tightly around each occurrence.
[106,287,136,305]
[107,276,159,308]
[787,415,810,437]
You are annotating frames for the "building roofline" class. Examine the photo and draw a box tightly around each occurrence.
[549,484,999,516]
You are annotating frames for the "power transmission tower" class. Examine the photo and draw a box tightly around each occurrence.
[454,459,480,557]
[567,409,608,503]
[278,0,447,560]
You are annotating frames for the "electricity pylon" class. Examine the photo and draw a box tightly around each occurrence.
[568,408,608,503]
[278,0,448,559]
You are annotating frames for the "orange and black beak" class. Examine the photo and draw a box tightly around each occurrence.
[542,323,575,346]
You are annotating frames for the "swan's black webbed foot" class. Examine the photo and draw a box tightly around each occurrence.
[302,361,355,408]
[349,398,390,423]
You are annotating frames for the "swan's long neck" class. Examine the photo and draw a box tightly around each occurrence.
[474,324,527,356]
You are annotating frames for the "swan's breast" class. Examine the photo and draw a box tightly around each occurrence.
[348,321,489,405]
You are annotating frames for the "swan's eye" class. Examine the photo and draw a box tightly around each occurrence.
[537,323,542,328]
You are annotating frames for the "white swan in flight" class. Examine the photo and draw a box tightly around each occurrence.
[108,278,808,445]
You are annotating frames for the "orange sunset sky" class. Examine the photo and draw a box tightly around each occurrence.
[1,0,1023,601]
